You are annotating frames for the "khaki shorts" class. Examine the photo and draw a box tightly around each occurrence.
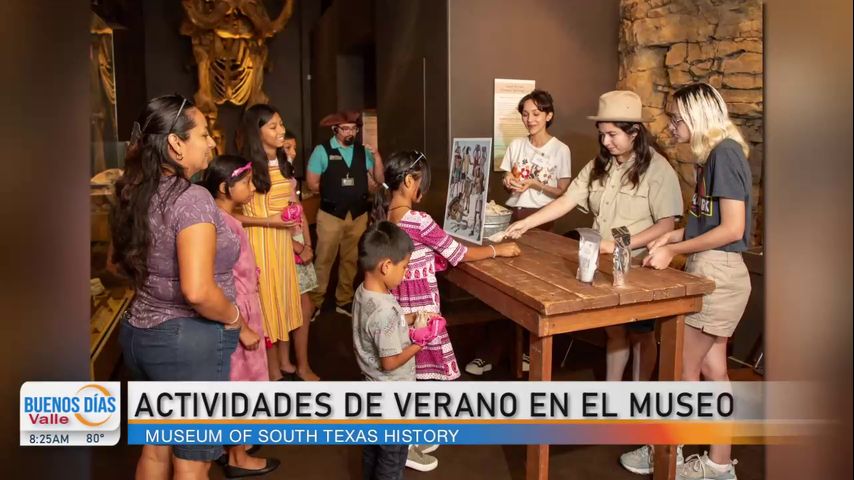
[684,250,751,338]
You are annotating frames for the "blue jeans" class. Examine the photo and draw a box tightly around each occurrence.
[119,315,239,461]
[362,445,408,480]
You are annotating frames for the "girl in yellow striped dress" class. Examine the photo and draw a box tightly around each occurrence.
[234,104,318,381]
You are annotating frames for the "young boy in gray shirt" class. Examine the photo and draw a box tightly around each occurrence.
[353,221,440,479]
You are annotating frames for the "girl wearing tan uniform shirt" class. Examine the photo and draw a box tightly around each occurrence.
[506,90,683,384]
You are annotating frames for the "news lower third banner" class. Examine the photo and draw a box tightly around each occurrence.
[124,382,820,446]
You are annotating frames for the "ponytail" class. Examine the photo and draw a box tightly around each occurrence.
[370,180,391,225]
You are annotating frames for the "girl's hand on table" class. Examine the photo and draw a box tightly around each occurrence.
[646,231,672,251]
[504,220,531,239]
[496,242,521,257]
[643,245,675,270]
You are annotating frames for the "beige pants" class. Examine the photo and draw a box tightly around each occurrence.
[309,210,368,308]
[684,250,752,338]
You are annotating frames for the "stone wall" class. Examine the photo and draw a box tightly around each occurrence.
[618,0,763,247]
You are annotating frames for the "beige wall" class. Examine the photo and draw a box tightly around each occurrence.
[374,0,450,221]
[448,0,621,234]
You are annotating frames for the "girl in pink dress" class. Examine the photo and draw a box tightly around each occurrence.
[201,155,278,475]
[372,150,522,380]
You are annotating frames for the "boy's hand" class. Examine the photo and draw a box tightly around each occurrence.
[409,328,437,346]
[409,315,446,346]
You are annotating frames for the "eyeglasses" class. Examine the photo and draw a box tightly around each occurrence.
[668,115,684,128]
[337,125,359,133]
[168,97,188,134]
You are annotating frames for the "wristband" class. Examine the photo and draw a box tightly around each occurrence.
[490,245,497,258]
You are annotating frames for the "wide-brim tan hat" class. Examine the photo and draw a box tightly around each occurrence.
[587,90,652,123]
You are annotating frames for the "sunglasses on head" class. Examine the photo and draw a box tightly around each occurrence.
[406,151,426,170]
[168,96,188,134]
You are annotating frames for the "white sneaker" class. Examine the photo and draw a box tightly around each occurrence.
[416,444,439,454]
[619,445,684,475]
[465,358,492,375]
[522,353,530,372]
[406,445,438,472]
[676,452,738,480]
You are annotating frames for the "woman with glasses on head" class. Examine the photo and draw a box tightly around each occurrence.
[233,103,319,382]
[505,90,684,386]
[112,95,244,479]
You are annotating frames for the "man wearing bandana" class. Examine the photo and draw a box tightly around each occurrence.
[306,111,384,318]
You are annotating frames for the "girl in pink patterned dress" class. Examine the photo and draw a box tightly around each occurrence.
[373,150,521,380]
[202,155,280,475]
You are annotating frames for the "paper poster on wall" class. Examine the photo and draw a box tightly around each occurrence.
[444,138,492,245]
[493,78,536,171]
[361,110,378,149]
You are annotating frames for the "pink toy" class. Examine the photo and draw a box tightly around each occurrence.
[281,203,305,264]
[280,203,303,223]
[409,315,446,346]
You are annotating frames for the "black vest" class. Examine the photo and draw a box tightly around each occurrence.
[319,141,369,219]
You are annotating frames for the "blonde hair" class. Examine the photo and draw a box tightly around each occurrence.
[673,83,749,163]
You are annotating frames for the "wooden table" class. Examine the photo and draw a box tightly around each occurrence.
[444,230,715,480]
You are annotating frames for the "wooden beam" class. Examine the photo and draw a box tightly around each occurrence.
[515,325,525,379]
[444,268,542,334]
[526,334,553,480]
[460,259,581,314]
[540,296,703,336]
[657,314,684,381]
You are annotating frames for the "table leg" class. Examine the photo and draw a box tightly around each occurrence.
[515,324,524,379]
[526,334,552,480]
[654,315,685,480]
